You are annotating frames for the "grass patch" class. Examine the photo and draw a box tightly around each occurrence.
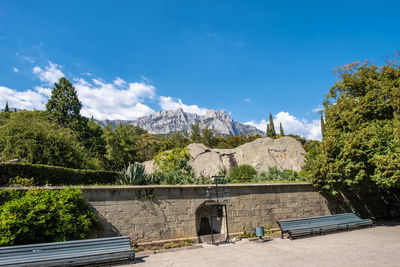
[135,239,194,252]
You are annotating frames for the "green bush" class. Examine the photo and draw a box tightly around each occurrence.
[252,166,307,182]
[0,110,100,170]
[117,162,161,185]
[228,165,257,183]
[153,148,192,174]
[152,147,196,185]
[0,188,98,246]
[118,162,148,185]
[0,190,23,206]
[157,170,195,185]
[0,163,120,186]
[7,176,35,187]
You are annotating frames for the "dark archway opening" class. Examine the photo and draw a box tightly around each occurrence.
[195,201,225,236]
[198,217,212,235]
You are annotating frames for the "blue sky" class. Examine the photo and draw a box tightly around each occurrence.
[1,1,399,140]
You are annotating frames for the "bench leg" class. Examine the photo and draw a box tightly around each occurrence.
[281,232,284,239]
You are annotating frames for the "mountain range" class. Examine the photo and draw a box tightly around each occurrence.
[99,108,265,136]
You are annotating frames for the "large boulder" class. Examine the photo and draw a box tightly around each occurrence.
[142,160,158,175]
[232,137,306,173]
[143,136,306,178]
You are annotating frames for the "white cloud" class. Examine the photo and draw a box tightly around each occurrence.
[2,60,157,120]
[17,53,35,63]
[32,62,64,85]
[113,77,126,86]
[80,72,92,76]
[74,78,155,120]
[312,105,323,113]
[159,96,208,115]
[140,75,152,83]
[13,67,19,73]
[244,119,267,132]
[34,86,52,97]
[0,86,47,110]
[245,111,322,140]
[244,98,251,103]
[128,82,156,99]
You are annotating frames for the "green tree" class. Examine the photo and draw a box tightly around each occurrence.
[4,101,9,113]
[77,118,107,166]
[267,113,276,137]
[46,77,82,128]
[309,61,400,194]
[202,126,215,147]
[169,132,190,148]
[279,122,284,136]
[0,110,96,169]
[190,123,201,143]
[102,124,148,170]
[320,113,325,138]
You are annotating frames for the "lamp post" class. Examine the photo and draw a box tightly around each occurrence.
[206,176,231,244]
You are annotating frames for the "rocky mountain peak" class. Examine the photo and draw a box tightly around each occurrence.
[100,109,264,136]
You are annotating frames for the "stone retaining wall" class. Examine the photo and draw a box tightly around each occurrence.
[82,183,330,243]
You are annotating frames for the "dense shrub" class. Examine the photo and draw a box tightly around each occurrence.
[228,165,257,183]
[153,148,192,174]
[157,170,195,185]
[117,162,160,185]
[0,163,120,186]
[152,147,196,185]
[0,188,98,246]
[7,176,35,187]
[253,166,307,182]
[0,189,23,206]
[0,110,100,170]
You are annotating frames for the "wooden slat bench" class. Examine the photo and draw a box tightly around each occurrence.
[277,213,372,240]
[0,236,135,266]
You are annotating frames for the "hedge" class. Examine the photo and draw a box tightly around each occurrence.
[0,163,120,186]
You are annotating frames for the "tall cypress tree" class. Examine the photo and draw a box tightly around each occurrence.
[280,122,284,136]
[267,113,276,137]
[266,124,271,137]
[4,101,9,112]
[320,113,325,138]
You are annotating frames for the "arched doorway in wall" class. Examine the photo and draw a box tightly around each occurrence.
[195,201,226,237]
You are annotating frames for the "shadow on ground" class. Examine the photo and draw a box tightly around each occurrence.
[134,256,148,264]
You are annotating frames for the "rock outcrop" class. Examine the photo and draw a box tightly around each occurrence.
[143,136,306,177]
[99,108,264,136]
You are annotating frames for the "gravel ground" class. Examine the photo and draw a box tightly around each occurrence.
[122,224,400,267]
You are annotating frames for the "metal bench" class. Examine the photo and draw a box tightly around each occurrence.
[0,236,135,266]
[277,213,372,240]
